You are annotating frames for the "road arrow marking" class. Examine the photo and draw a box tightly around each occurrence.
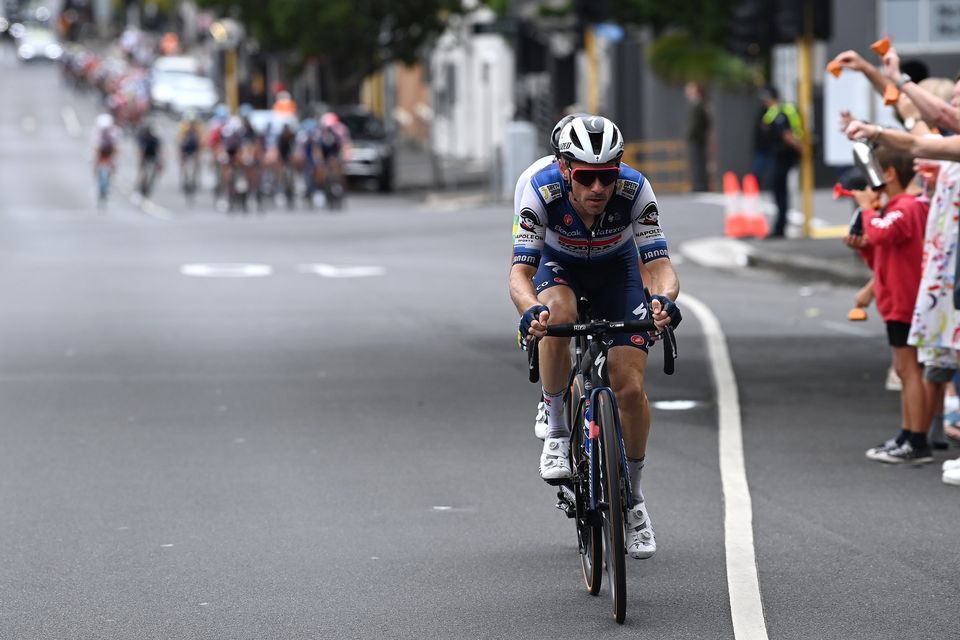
[298,263,385,278]
[180,263,273,278]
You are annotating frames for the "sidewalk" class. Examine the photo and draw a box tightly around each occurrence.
[681,186,872,286]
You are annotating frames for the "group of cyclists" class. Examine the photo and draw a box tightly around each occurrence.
[90,95,353,211]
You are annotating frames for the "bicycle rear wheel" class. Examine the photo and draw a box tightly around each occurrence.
[597,390,627,623]
[568,374,601,595]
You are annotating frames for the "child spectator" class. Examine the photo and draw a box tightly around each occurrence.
[843,147,931,463]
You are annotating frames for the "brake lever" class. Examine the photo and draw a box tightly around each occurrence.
[661,326,677,375]
[527,337,541,383]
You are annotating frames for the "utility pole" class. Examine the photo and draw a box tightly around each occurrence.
[797,0,815,238]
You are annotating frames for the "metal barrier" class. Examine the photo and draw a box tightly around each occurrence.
[623,140,691,193]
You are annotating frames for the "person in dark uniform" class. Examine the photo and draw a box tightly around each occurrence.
[759,85,803,238]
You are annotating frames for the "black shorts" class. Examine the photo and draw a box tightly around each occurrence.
[886,321,911,348]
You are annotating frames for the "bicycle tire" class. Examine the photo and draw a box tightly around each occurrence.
[569,374,602,595]
[597,390,627,623]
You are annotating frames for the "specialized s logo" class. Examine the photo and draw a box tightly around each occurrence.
[616,179,639,200]
[518,208,541,232]
[538,182,562,203]
[639,202,659,226]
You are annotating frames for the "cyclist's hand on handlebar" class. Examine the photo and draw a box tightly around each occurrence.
[650,295,682,330]
[519,304,550,343]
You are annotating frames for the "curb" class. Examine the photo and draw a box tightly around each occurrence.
[681,236,871,286]
[746,245,871,286]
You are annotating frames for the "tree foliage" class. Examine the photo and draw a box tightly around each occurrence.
[196,0,460,103]
[609,0,757,89]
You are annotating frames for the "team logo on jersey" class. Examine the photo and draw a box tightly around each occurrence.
[616,179,639,200]
[630,334,646,347]
[518,208,541,232]
[563,214,573,226]
[639,202,659,226]
[538,182,562,204]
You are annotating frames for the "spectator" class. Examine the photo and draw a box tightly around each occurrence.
[685,81,711,192]
[843,146,930,463]
[758,85,804,238]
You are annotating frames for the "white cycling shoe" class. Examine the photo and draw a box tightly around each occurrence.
[625,502,657,559]
[534,401,548,440]
[539,437,571,482]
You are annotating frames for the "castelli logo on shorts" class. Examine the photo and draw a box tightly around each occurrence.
[630,335,646,347]
[563,214,573,226]
[554,277,567,285]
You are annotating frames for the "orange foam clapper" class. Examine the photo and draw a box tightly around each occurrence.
[883,83,900,106]
[826,60,842,78]
[847,307,868,321]
[871,37,891,56]
[742,173,760,196]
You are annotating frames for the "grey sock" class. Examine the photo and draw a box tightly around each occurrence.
[627,456,645,505]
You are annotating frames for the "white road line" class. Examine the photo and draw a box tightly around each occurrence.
[61,106,82,137]
[679,293,769,640]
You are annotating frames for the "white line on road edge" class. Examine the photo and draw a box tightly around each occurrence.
[678,292,768,640]
[61,106,82,137]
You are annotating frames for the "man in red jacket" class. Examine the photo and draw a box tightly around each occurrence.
[844,146,931,463]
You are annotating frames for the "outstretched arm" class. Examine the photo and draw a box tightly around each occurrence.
[883,47,960,132]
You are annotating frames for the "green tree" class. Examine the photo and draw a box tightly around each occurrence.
[197,0,459,104]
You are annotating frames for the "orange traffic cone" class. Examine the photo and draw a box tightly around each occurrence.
[741,173,769,238]
[723,172,749,238]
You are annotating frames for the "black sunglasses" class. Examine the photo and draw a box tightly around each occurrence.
[570,166,620,187]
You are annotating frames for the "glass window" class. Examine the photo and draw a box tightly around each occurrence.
[883,0,921,43]
[930,0,960,42]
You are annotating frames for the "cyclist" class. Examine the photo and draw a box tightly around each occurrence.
[176,110,205,198]
[92,113,119,204]
[509,114,681,560]
[317,112,351,197]
[516,112,590,439]
[134,121,162,199]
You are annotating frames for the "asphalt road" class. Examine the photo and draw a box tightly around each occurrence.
[1,43,957,639]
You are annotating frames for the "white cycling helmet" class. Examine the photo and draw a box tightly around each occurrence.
[557,115,624,165]
[550,112,590,158]
[96,113,114,129]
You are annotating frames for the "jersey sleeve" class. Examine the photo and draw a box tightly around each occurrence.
[630,179,670,263]
[512,180,547,268]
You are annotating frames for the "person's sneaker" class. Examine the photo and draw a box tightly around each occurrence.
[885,367,902,391]
[534,401,547,440]
[539,437,571,482]
[943,467,960,486]
[942,458,960,472]
[625,502,656,559]
[875,441,934,464]
[865,438,899,461]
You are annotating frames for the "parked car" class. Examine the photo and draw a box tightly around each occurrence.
[149,56,216,116]
[337,107,394,192]
[150,71,217,117]
[16,25,62,62]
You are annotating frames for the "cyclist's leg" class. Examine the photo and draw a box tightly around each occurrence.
[588,253,652,460]
[532,256,582,481]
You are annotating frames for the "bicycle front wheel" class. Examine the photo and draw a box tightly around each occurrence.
[569,374,601,595]
[597,390,627,623]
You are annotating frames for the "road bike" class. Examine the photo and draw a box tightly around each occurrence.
[527,297,676,623]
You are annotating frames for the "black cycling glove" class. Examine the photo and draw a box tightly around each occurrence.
[518,304,550,349]
[651,295,682,329]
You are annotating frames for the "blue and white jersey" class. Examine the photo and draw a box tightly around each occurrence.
[511,162,669,266]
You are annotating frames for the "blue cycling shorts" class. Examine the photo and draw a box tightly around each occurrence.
[533,246,651,351]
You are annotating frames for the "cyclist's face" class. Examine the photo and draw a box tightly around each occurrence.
[564,160,618,216]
